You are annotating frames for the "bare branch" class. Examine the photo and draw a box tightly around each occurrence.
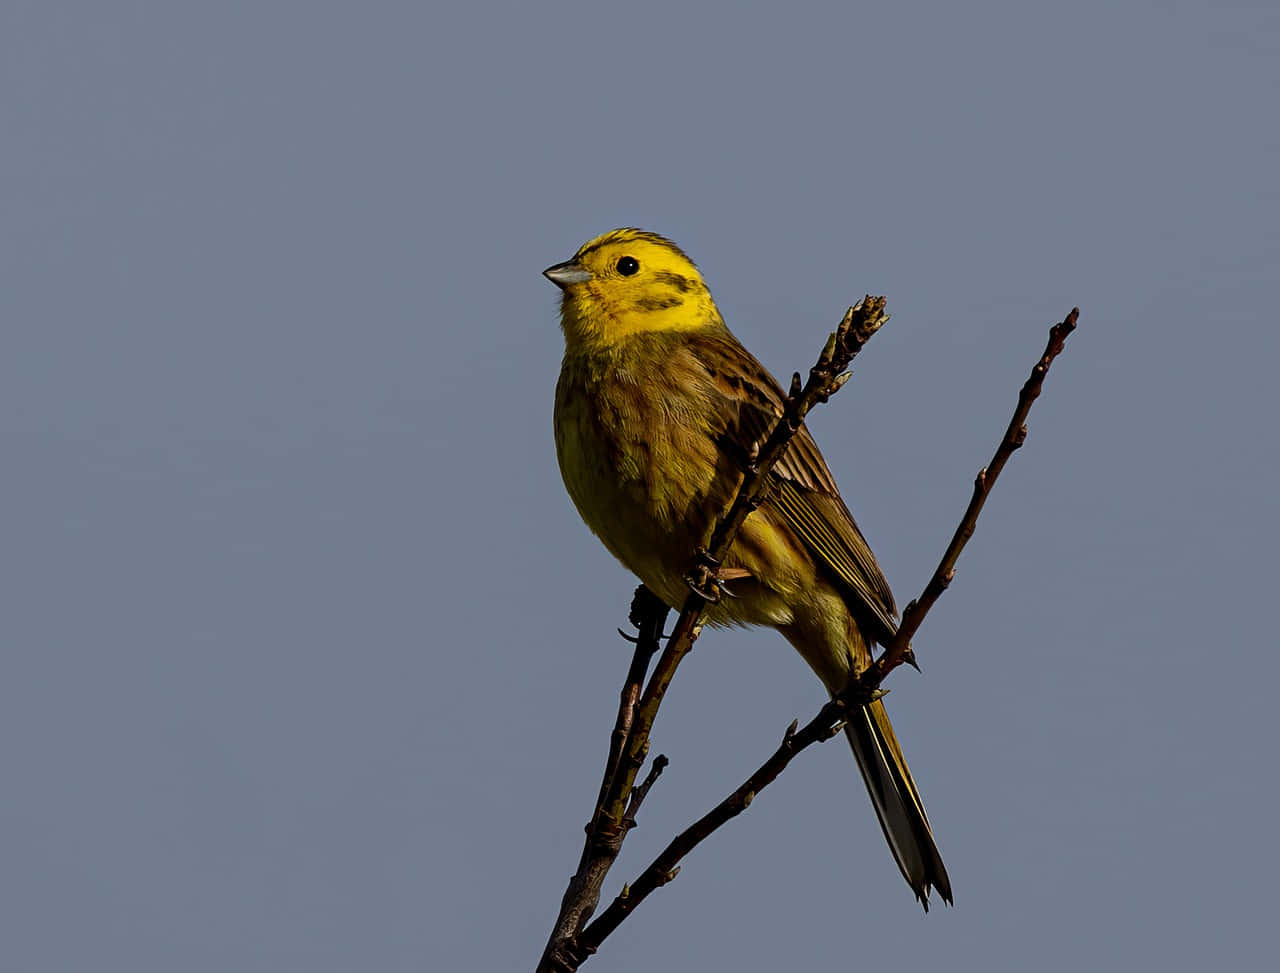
[857,306,1079,689]
[572,308,1080,958]
[539,588,667,973]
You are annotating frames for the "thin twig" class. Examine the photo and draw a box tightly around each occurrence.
[574,308,1080,957]
[855,306,1079,690]
[577,713,845,951]
[623,754,669,829]
[539,588,667,973]
[596,588,669,825]
[537,299,889,973]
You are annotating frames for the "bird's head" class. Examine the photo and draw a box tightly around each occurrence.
[544,228,724,348]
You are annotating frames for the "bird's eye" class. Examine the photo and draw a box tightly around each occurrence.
[616,256,640,276]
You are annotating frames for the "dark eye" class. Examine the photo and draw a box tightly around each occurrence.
[616,256,640,276]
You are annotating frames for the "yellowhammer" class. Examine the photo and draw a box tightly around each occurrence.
[545,228,951,909]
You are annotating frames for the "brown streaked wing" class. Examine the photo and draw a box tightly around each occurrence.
[691,333,898,635]
[770,478,898,636]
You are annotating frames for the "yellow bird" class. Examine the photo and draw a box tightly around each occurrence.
[545,228,951,909]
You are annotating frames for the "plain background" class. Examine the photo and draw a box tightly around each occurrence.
[4,1,1277,970]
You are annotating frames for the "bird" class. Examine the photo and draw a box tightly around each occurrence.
[545,228,951,909]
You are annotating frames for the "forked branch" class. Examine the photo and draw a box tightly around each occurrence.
[571,308,1080,960]
[540,305,1079,972]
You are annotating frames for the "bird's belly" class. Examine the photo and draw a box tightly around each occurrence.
[558,430,691,599]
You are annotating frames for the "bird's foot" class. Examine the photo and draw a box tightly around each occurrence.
[685,551,752,603]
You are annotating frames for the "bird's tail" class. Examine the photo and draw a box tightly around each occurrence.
[843,698,953,909]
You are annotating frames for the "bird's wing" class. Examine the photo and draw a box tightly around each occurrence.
[694,334,898,638]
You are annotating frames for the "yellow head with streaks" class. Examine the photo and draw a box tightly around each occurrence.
[544,228,726,349]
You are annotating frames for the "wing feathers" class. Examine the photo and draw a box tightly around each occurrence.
[693,334,897,632]
[771,479,897,635]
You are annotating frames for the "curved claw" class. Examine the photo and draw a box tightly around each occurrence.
[684,574,722,603]
[620,627,677,644]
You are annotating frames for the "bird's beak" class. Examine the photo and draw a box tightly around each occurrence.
[543,260,592,289]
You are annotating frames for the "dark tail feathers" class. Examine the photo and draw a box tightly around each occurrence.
[843,698,952,909]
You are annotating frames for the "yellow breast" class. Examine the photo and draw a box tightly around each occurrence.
[553,340,725,605]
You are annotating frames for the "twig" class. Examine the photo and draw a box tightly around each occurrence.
[855,306,1079,690]
[623,754,669,829]
[537,299,890,973]
[573,308,1080,957]
[577,714,844,952]
[598,588,669,824]
[539,588,667,973]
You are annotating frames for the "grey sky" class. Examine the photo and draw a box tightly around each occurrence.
[3,1,1277,970]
